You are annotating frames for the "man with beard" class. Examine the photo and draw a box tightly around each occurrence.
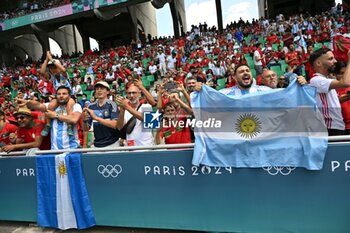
[285,43,302,75]
[196,65,307,94]
[116,85,154,146]
[185,76,197,93]
[218,64,271,96]
[309,48,350,135]
[17,86,82,149]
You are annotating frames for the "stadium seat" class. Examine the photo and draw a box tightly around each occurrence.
[80,83,86,92]
[247,61,255,69]
[272,44,279,51]
[323,42,331,49]
[217,78,226,87]
[251,69,257,79]
[314,43,323,50]
[147,75,155,83]
[142,58,150,69]
[142,79,151,89]
[270,66,281,73]
[141,76,148,83]
[281,64,289,73]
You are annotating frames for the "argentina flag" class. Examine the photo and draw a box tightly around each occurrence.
[36,153,95,230]
[191,81,328,170]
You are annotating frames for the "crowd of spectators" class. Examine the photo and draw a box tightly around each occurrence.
[0,0,71,22]
[1,2,350,154]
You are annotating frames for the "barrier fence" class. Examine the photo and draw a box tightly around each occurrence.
[1,138,350,232]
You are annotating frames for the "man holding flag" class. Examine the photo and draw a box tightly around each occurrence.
[192,64,327,170]
[16,86,95,230]
[309,48,350,135]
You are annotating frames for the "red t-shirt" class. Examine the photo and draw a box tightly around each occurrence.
[16,119,51,150]
[0,123,17,145]
[161,117,192,144]
[266,35,278,46]
[285,52,301,66]
[337,88,350,129]
[2,75,11,86]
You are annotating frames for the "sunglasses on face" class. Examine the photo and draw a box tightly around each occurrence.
[127,91,139,95]
[16,116,27,120]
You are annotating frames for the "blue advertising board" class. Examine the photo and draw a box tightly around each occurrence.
[1,143,350,232]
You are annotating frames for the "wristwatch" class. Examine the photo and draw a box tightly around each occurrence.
[55,113,59,119]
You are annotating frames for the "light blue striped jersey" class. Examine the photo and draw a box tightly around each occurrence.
[50,104,82,150]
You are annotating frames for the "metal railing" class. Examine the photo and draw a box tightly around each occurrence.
[0,135,350,157]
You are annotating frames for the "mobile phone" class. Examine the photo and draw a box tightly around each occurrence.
[164,82,176,92]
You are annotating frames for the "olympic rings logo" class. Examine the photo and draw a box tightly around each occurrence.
[97,164,122,178]
[262,166,296,176]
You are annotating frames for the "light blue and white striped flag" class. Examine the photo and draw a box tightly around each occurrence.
[36,153,95,230]
[191,81,328,170]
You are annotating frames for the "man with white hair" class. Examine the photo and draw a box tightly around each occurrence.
[116,84,153,146]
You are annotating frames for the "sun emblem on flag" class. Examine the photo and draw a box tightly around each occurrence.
[58,161,67,177]
[235,113,262,139]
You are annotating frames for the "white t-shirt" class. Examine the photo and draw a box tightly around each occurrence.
[310,73,345,130]
[134,66,143,75]
[167,56,177,70]
[149,65,157,74]
[124,103,154,146]
[254,50,262,66]
[157,53,166,65]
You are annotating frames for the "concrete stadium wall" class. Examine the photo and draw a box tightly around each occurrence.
[135,1,157,38]
[176,0,187,36]
[48,25,83,56]
[13,34,42,61]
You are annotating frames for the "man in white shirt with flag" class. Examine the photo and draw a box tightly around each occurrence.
[309,47,350,135]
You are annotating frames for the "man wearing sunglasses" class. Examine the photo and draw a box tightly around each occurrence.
[116,84,154,146]
[1,107,50,153]
[16,86,82,150]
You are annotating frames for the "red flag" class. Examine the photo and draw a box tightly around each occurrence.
[333,34,350,62]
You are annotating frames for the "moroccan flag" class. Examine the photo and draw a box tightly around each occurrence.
[333,34,350,62]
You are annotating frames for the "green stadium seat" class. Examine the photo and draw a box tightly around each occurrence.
[141,76,148,83]
[80,83,86,92]
[247,61,255,69]
[142,58,150,69]
[281,64,289,73]
[270,66,282,73]
[217,78,226,87]
[142,80,151,88]
[272,44,279,51]
[147,75,155,83]
[251,69,257,79]
[314,43,323,50]
[323,42,331,49]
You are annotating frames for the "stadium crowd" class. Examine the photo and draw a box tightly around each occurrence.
[1,1,350,154]
[0,0,70,22]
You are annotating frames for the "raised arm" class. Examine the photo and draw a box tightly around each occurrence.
[15,98,47,112]
[134,80,156,106]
